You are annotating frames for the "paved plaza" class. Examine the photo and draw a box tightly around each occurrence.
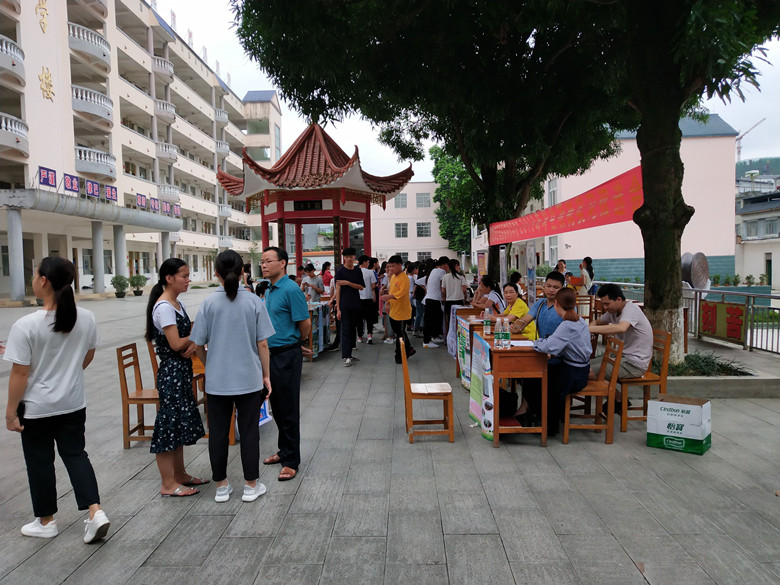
[1,289,780,585]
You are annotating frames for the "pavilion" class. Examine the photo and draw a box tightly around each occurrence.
[217,123,413,269]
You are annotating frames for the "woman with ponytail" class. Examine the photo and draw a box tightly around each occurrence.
[517,287,593,436]
[472,275,506,313]
[4,257,110,543]
[145,258,206,497]
[190,250,275,503]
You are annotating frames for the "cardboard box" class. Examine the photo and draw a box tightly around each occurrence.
[647,395,711,455]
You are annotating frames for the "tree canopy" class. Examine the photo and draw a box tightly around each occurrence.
[429,146,477,254]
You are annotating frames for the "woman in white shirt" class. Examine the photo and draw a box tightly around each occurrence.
[471,275,506,313]
[4,257,110,543]
[441,259,468,336]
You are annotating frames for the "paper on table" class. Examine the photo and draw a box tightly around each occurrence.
[510,340,535,347]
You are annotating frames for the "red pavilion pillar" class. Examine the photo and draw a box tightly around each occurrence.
[295,223,303,270]
[261,190,270,249]
[341,219,350,250]
[363,202,372,257]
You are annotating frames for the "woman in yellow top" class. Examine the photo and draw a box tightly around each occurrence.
[497,283,537,339]
[379,255,416,365]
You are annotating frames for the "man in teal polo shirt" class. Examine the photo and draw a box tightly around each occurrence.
[261,246,311,482]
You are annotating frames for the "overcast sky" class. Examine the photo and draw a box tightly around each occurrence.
[157,0,779,180]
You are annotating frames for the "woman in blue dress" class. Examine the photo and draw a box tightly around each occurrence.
[145,258,206,497]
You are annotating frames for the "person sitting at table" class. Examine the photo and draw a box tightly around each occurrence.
[471,275,506,314]
[517,287,592,436]
[498,283,536,339]
[301,263,324,303]
[511,271,565,339]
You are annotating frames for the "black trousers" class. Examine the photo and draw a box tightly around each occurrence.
[423,299,443,343]
[390,317,414,363]
[340,307,361,359]
[269,346,303,470]
[206,391,262,482]
[20,407,100,517]
[522,361,590,435]
[360,298,377,336]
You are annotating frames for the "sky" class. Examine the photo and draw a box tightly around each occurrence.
[157,0,779,179]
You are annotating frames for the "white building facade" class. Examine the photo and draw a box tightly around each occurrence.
[0,0,281,299]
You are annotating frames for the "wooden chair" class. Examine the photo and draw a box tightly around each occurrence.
[400,339,454,443]
[617,329,671,432]
[563,337,624,444]
[117,343,159,449]
[575,295,594,321]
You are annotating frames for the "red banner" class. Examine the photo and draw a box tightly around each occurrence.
[489,165,643,245]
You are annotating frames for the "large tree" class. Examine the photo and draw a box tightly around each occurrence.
[429,146,477,256]
[232,0,779,357]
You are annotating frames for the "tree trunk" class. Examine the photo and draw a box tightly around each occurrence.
[487,243,504,283]
[632,108,694,363]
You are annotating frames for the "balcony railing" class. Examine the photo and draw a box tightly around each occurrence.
[152,56,174,80]
[67,22,111,71]
[0,112,29,156]
[218,203,232,218]
[156,142,178,161]
[154,99,176,123]
[75,146,116,178]
[218,235,233,248]
[169,231,181,243]
[0,34,25,87]
[72,85,113,125]
[215,108,228,126]
[215,140,230,156]
[157,183,180,203]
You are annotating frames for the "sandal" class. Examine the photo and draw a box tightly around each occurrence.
[161,485,198,498]
[263,454,281,465]
[278,467,297,482]
[182,476,210,486]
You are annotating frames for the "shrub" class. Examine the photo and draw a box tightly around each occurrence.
[733,274,741,286]
[129,274,148,290]
[759,273,769,286]
[745,274,755,287]
[535,264,553,277]
[722,275,732,286]
[657,352,752,377]
[711,274,721,286]
[110,275,129,293]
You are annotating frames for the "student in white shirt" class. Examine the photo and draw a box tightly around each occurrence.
[4,257,109,543]
[357,255,378,343]
[422,256,450,348]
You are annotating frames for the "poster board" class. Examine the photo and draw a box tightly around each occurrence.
[469,333,494,441]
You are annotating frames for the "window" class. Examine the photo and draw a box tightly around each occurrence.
[193,254,199,272]
[766,219,778,237]
[417,251,432,261]
[141,252,150,273]
[548,236,558,264]
[416,192,431,208]
[247,119,270,134]
[103,250,113,274]
[547,178,558,207]
[735,224,741,237]
[395,223,408,238]
[1,245,8,276]
[394,193,407,208]
[746,223,758,238]
[247,146,271,161]
[83,249,93,275]
[417,222,431,237]
[274,124,281,160]
[396,252,409,264]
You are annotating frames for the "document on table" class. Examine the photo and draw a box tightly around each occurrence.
[510,340,535,347]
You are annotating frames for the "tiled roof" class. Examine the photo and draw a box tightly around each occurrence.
[616,114,738,139]
[242,90,278,103]
[218,123,413,197]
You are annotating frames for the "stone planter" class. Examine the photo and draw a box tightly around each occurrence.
[115,292,126,298]
[133,290,143,296]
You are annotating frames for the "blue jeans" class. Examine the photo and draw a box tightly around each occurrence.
[413,299,426,331]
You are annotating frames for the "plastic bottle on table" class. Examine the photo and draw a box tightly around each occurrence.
[502,318,512,349]
[493,317,502,349]
[483,307,492,336]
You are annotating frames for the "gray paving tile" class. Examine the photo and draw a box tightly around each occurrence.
[509,561,582,585]
[388,476,440,513]
[251,564,322,585]
[639,562,717,585]
[126,566,197,585]
[674,533,780,585]
[384,563,449,585]
[386,511,445,565]
[496,510,568,562]
[343,461,391,494]
[62,542,155,585]
[614,534,693,565]
[333,494,388,536]
[706,509,780,562]
[319,536,385,585]
[444,534,514,585]
[538,492,608,535]
[439,490,498,535]
[144,514,232,566]
[482,474,540,510]
[195,537,272,584]
[288,476,345,513]
[224,494,294,537]
[0,534,48,580]
[264,513,335,564]
[638,488,724,535]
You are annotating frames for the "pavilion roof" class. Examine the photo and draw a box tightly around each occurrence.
[217,123,413,200]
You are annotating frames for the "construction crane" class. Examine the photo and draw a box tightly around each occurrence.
[736,118,766,162]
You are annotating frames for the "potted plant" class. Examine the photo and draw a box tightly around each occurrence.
[129,274,148,296]
[733,274,741,287]
[111,275,129,298]
[745,274,755,287]
[711,274,721,286]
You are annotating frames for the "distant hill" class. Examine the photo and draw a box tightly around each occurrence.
[736,157,780,178]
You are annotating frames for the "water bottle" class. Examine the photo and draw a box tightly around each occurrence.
[493,318,502,349]
[502,318,512,349]
[483,307,491,337]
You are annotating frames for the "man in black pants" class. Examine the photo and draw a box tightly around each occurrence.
[261,247,311,482]
[334,248,364,367]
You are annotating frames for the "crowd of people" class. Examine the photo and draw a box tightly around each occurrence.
[3,250,653,544]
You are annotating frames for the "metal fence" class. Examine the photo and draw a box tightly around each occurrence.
[536,278,780,354]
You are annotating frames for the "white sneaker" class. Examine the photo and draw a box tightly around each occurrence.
[242,483,267,502]
[384,338,396,344]
[83,510,110,543]
[344,358,353,367]
[21,518,58,539]
[423,342,439,348]
[432,336,445,344]
[214,483,233,503]
[357,337,363,343]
